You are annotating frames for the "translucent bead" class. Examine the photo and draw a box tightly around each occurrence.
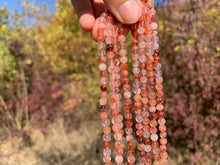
[160,151,168,159]
[153,147,160,154]
[112,117,120,125]
[115,59,120,66]
[161,158,168,165]
[115,155,123,163]
[132,67,140,74]
[139,157,146,164]
[160,132,167,138]
[126,135,134,141]
[103,148,111,156]
[141,70,147,76]
[158,118,166,125]
[102,119,110,126]
[144,130,150,138]
[156,103,164,111]
[119,44,126,49]
[132,60,140,67]
[150,8,156,15]
[146,42,153,49]
[118,35,126,42]
[135,115,143,122]
[150,120,158,127]
[101,77,108,84]
[103,155,111,163]
[98,42,105,49]
[114,133,122,140]
[156,77,163,83]
[119,49,127,56]
[108,66,114,73]
[105,37,113,44]
[145,145,151,152]
[139,41,146,48]
[142,111,149,118]
[139,55,146,62]
[132,46,138,52]
[154,43,159,49]
[116,114,123,121]
[127,156,135,163]
[133,81,141,88]
[103,134,111,141]
[124,91,131,98]
[140,76,147,83]
[146,49,154,56]
[155,70,162,76]
[100,98,107,105]
[137,27,145,34]
[125,127,133,134]
[134,88,141,94]
[155,63,162,70]
[149,106,156,113]
[99,50,106,56]
[120,56,128,64]
[151,22,158,30]
[155,36,159,42]
[151,134,158,141]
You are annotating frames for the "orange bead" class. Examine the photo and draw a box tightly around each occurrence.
[100,91,107,98]
[120,63,128,70]
[160,138,167,145]
[126,142,134,149]
[100,112,108,119]
[152,141,159,148]
[121,70,129,77]
[115,148,124,155]
[147,71,154,77]
[103,126,111,134]
[103,141,110,148]
[134,75,140,81]
[136,129,144,137]
[136,123,143,130]
[147,63,154,71]
[145,138,151,145]
[137,144,145,151]
[160,145,167,152]
[134,94,141,101]
[156,83,163,90]
[134,101,142,108]
[145,27,152,34]
[150,127,157,134]
[159,124,167,132]
[118,27,125,35]
[149,99,156,106]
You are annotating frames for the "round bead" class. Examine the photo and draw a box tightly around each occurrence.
[115,155,123,163]
[151,134,158,141]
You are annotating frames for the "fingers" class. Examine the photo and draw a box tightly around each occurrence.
[71,0,95,31]
[104,0,142,24]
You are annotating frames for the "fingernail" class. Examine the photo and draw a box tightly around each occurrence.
[118,0,142,24]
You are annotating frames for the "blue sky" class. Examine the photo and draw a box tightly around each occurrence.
[1,0,164,15]
[0,0,56,14]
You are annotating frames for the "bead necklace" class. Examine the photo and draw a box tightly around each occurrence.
[97,0,167,164]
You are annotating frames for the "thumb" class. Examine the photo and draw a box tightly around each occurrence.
[104,0,143,24]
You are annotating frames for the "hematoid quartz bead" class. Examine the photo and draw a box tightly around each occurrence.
[97,0,167,164]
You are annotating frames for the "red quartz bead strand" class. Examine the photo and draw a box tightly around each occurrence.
[97,14,113,165]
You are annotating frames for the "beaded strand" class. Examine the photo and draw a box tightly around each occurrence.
[97,15,112,165]
[96,0,168,164]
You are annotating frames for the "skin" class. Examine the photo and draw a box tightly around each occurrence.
[71,0,149,40]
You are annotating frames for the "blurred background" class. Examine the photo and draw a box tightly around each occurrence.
[0,0,219,164]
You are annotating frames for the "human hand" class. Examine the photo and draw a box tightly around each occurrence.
[71,0,143,40]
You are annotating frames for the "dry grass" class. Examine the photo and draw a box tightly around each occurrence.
[0,119,219,165]
[0,119,102,165]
